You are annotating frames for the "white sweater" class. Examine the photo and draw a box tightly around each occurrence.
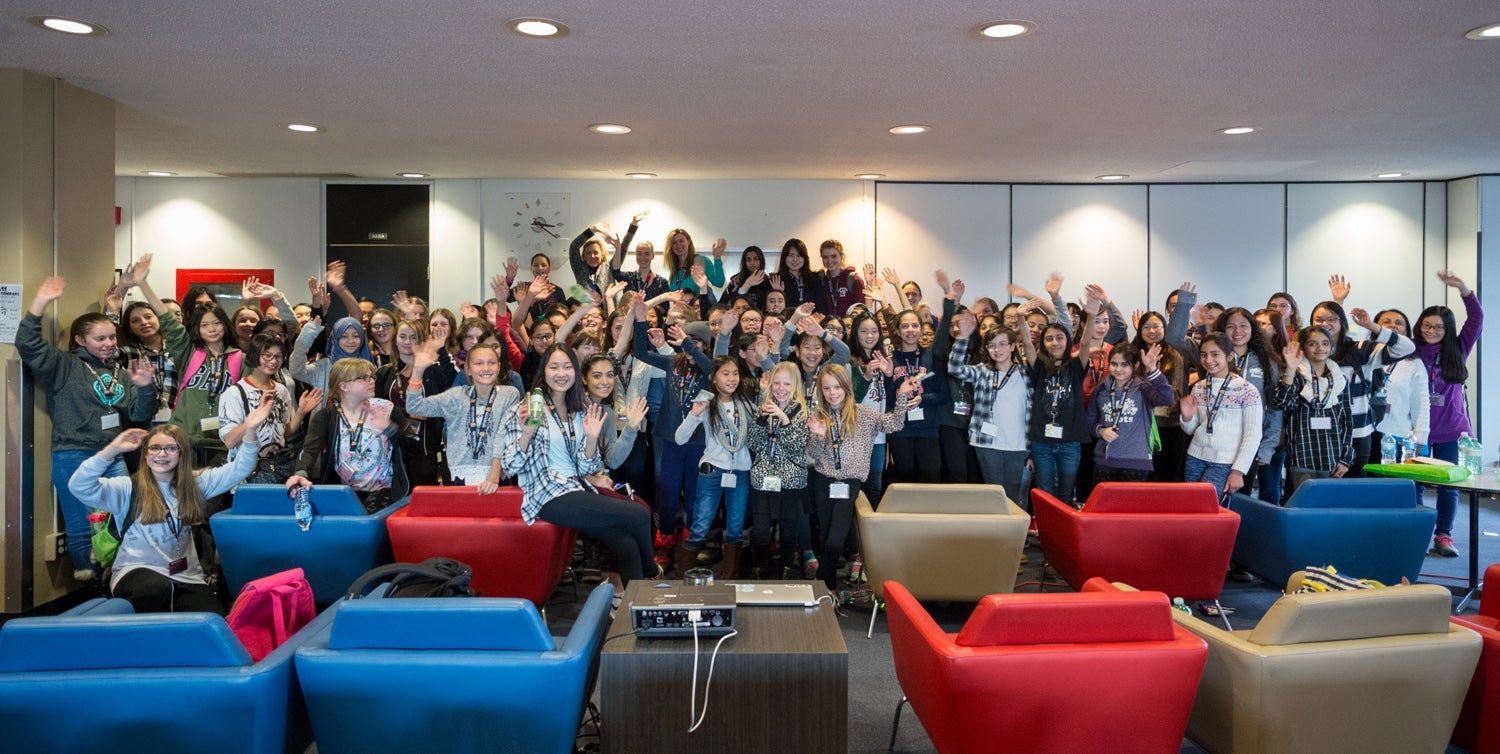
[1374,357,1431,445]
[1180,375,1264,474]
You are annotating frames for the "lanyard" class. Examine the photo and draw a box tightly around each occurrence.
[338,407,368,458]
[546,398,582,478]
[829,416,843,471]
[82,360,125,407]
[1233,352,1249,374]
[1309,370,1332,409]
[1047,373,1066,423]
[1202,376,1232,434]
[1104,382,1130,424]
[466,387,497,458]
[200,352,231,396]
[717,399,743,450]
[992,363,1019,393]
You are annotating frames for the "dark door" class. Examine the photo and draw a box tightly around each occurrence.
[325,184,430,315]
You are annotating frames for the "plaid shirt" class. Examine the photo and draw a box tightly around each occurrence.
[1272,365,1355,472]
[499,403,602,524]
[948,337,1033,448]
[115,311,190,419]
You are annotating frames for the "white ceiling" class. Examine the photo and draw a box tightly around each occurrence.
[4,0,1500,183]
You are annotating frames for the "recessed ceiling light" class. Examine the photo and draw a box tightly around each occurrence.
[588,123,632,135]
[1464,23,1500,40]
[1097,174,1129,181]
[509,18,569,38]
[397,172,429,178]
[888,125,931,135]
[1375,172,1406,179]
[287,123,324,133]
[1217,126,1256,135]
[143,171,176,177]
[855,173,886,180]
[28,16,108,36]
[625,172,657,179]
[974,21,1036,39]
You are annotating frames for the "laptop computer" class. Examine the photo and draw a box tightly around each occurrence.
[723,582,820,607]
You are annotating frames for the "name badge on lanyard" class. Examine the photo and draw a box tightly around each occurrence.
[829,482,851,499]
[1310,416,1332,430]
[101,413,121,430]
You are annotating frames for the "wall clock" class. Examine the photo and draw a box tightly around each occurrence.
[506,193,571,257]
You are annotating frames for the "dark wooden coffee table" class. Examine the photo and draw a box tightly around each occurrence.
[599,579,848,753]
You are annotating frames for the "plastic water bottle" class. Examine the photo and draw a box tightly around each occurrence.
[527,388,546,428]
[1460,433,1482,475]
[1172,597,1192,616]
[1402,433,1419,465]
[293,487,313,532]
[1380,435,1397,465]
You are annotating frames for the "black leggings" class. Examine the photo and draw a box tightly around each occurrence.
[113,569,225,615]
[750,486,809,558]
[538,490,654,583]
[887,435,941,484]
[809,470,860,591]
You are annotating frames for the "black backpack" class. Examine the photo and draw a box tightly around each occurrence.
[344,557,475,599]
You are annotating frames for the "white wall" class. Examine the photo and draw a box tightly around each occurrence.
[1148,184,1285,314]
[1475,177,1499,462]
[873,183,1010,306]
[1286,182,1427,324]
[1011,185,1150,315]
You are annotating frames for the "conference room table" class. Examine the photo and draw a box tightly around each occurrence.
[1369,466,1500,612]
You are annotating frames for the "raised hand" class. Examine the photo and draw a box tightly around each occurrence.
[689,395,709,416]
[459,301,480,319]
[719,308,740,334]
[745,269,766,287]
[582,403,608,439]
[119,253,154,288]
[244,389,277,429]
[1044,271,1064,298]
[30,276,67,314]
[769,273,785,292]
[862,263,877,284]
[934,269,950,294]
[807,416,828,438]
[949,279,965,302]
[297,388,326,414]
[632,209,650,226]
[490,274,510,299]
[868,350,893,377]
[1436,269,1471,295]
[1131,308,1144,330]
[1328,274,1351,304]
[391,290,415,317]
[315,283,331,310]
[1179,393,1198,418]
[646,328,666,349]
[799,314,826,338]
[1086,283,1111,305]
[127,358,156,387]
[1282,340,1303,374]
[1349,307,1374,330]
[606,279,628,301]
[762,317,786,346]
[1178,280,1197,296]
[882,267,903,288]
[364,398,394,432]
[412,336,442,371]
[529,274,552,298]
[241,276,259,303]
[954,310,977,338]
[712,238,727,259]
[624,397,649,430]
[504,257,520,280]
[246,279,281,300]
[666,324,687,346]
[307,276,320,297]
[326,260,347,291]
[103,284,124,315]
[761,398,788,425]
[1141,343,1162,372]
[691,261,708,290]
[106,428,150,455]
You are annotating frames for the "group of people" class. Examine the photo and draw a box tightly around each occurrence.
[22,209,1484,613]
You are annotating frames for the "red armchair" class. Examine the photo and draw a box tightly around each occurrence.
[384,486,576,606]
[1452,563,1500,754]
[885,578,1207,754]
[1035,483,1239,611]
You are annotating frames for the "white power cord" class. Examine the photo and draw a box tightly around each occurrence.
[687,610,737,733]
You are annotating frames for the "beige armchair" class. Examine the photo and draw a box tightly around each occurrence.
[1169,582,1481,754]
[855,483,1029,638]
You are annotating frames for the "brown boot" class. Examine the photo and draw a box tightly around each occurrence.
[677,541,701,578]
[720,543,743,580]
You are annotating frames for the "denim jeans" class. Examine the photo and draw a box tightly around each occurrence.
[1031,441,1081,504]
[1429,440,1460,536]
[1257,447,1286,505]
[686,468,750,549]
[860,443,887,509]
[1184,455,1233,500]
[975,448,1028,503]
[655,440,703,535]
[52,449,127,571]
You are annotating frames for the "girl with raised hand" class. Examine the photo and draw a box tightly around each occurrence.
[729,245,772,310]
[747,362,812,579]
[1273,327,1355,493]
[1020,292,1103,504]
[580,354,651,486]
[1414,270,1482,557]
[20,275,159,580]
[501,344,657,583]
[375,318,453,486]
[674,356,756,577]
[166,300,244,469]
[1180,334,1264,497]
[1308,283,1416,477]
[286,358,409,513]
[1132,309,1187,482]
[218,333,321,485]
[404,335,520,493]
[1212,307,1286,504]
[805,364,919,591]
[365,308,399,368]
[1267,292,1304,336]
[665,229,726,295]
[114,255,190,427]
[290,314,372,392]
[70,413,267,613]
[633,315,714,571]
[1087,342,1175,484]
[847,311,898,504]
[1369,308,1430,466]
[885,306,946,485]
[949,309,1033,498]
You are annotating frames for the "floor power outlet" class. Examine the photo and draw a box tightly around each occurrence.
[45,533,67,562]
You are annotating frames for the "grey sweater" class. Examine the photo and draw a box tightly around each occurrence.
[18,313,156,451]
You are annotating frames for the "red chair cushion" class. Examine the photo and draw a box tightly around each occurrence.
[405,486,524,518]
[956,591,1177,647]
[1082,482,1220,514]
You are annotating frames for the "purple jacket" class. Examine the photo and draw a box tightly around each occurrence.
[1416,292,1482,444]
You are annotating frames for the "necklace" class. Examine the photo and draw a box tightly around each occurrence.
[82,361,125,407]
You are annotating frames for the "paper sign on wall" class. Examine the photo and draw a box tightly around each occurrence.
[0,284,22,344]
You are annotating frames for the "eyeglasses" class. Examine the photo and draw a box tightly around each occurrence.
[1420,323,1446,333]
[1312,317,1340,326]
[370,323,393,331]
[145,445,181,456]
[344,375,376,384]
[260,352,285,362]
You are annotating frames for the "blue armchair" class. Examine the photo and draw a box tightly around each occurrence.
[212,484,407,602]
[294,583,614,754]
[0,599,340,754]
[1229,478,1436,587]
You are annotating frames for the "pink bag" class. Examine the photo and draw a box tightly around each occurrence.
[225,567,316,662]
